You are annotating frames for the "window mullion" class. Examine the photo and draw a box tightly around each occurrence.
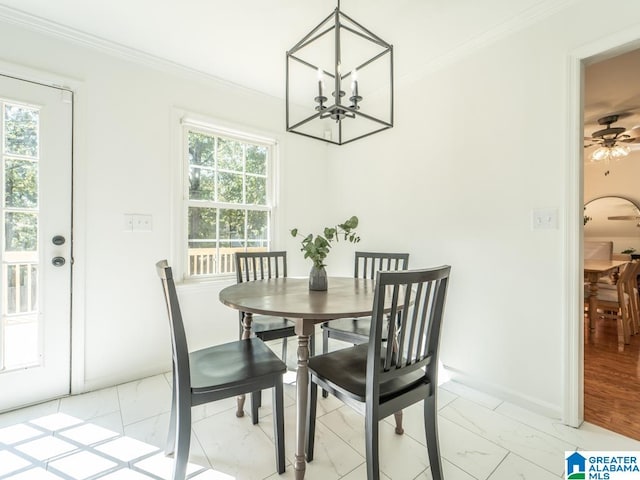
[243,143,248,251]
[214,135,220,275]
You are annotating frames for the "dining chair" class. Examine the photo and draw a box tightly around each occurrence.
[584,241,614,260]
[306,265,451,480]
[235,251,315,361]
[321,252,409,351]
[156,260,286,480]
[584,259,636,350]
[320,252,409,400]
[597,260,640,335]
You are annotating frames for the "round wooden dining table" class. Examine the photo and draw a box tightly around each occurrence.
[219,276,377,480]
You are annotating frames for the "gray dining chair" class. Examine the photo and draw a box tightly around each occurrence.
[321,252,409,351]
[235,251,309,362]
[306,265,451,480]
[156,260,286,480]
[320,251,409,401]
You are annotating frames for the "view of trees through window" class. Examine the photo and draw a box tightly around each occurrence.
[186,127,272,277]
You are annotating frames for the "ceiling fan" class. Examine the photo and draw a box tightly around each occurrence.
[584,114,640,162]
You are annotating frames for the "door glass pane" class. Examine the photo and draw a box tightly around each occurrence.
[4,104,38,157]
[5,158,38,208]
[4,212,38,251]
[1,100,40,372]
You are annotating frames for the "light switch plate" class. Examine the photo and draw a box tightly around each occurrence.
[532,208,558,230]
[124,214,152,232]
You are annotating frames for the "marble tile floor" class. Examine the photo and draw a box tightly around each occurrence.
[1,357,640,480]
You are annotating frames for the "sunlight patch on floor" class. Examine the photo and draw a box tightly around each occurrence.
[0,412,226,479]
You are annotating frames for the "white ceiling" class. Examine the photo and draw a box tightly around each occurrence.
[0,0,574,99]
[584,47,640,140]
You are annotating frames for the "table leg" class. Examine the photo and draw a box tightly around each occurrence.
[295,333,309,480]
[293,319,314,480]
[236,312,253,417]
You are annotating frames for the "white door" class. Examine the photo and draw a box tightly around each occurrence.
[0,75,72,411]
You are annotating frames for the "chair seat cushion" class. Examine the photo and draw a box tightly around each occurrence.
[190,337,286,392]
[250,315,296,338]
[308,343,426,403]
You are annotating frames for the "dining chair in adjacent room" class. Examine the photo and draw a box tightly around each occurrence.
[584,259,636,351]
[584,240,614,260]
[320,252,409,401]
[156,260,286,480]
[306,266,451,480]
[235,251,314,361]
[597,259,640,336]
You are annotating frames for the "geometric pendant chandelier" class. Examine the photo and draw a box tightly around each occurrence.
[286,0,393,145]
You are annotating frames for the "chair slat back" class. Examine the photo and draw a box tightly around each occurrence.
[355,251,409,279]
[368,266,451,390]
[235,251,287,283]
[627,261,640,331]
[156,260,191,395]
[584,241,613,260]
[616,260,636,300]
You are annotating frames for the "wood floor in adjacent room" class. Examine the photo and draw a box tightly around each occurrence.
[584,316,640,440]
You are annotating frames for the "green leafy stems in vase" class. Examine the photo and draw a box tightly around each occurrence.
[290,215,361,291]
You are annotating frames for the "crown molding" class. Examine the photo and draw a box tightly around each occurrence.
[0,4,274,99]
[404,0,581,82]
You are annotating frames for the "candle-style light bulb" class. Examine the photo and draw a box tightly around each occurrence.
[351,69,359,97]
[317,68,324,97]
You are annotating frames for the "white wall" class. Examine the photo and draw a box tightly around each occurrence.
[0,20,329,391]
[584,152,640,252]
[324,0,640,417]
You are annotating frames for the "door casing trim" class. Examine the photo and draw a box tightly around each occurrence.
[564,28,640,427]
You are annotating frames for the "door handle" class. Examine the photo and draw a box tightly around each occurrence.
[52,256,66,267]
[52,235,66,246]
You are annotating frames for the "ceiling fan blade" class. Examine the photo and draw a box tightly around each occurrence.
[608,215,640,220]
[621,125,640,141]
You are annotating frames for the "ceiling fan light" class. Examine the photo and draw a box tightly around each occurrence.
[591,147,609,162]
[611,145,631,158]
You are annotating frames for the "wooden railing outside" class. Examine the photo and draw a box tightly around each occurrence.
[3,262,37,316]
[188,247,268,276]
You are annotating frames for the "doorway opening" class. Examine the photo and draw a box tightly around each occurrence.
[581,47,640,439]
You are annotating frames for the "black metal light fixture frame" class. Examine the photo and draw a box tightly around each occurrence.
[286,1,394,146]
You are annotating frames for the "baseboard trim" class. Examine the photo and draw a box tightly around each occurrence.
[442,364,563,420]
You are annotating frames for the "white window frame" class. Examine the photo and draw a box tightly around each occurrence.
[180,117,277,282]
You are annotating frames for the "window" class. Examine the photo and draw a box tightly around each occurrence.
[183,122,274,278]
